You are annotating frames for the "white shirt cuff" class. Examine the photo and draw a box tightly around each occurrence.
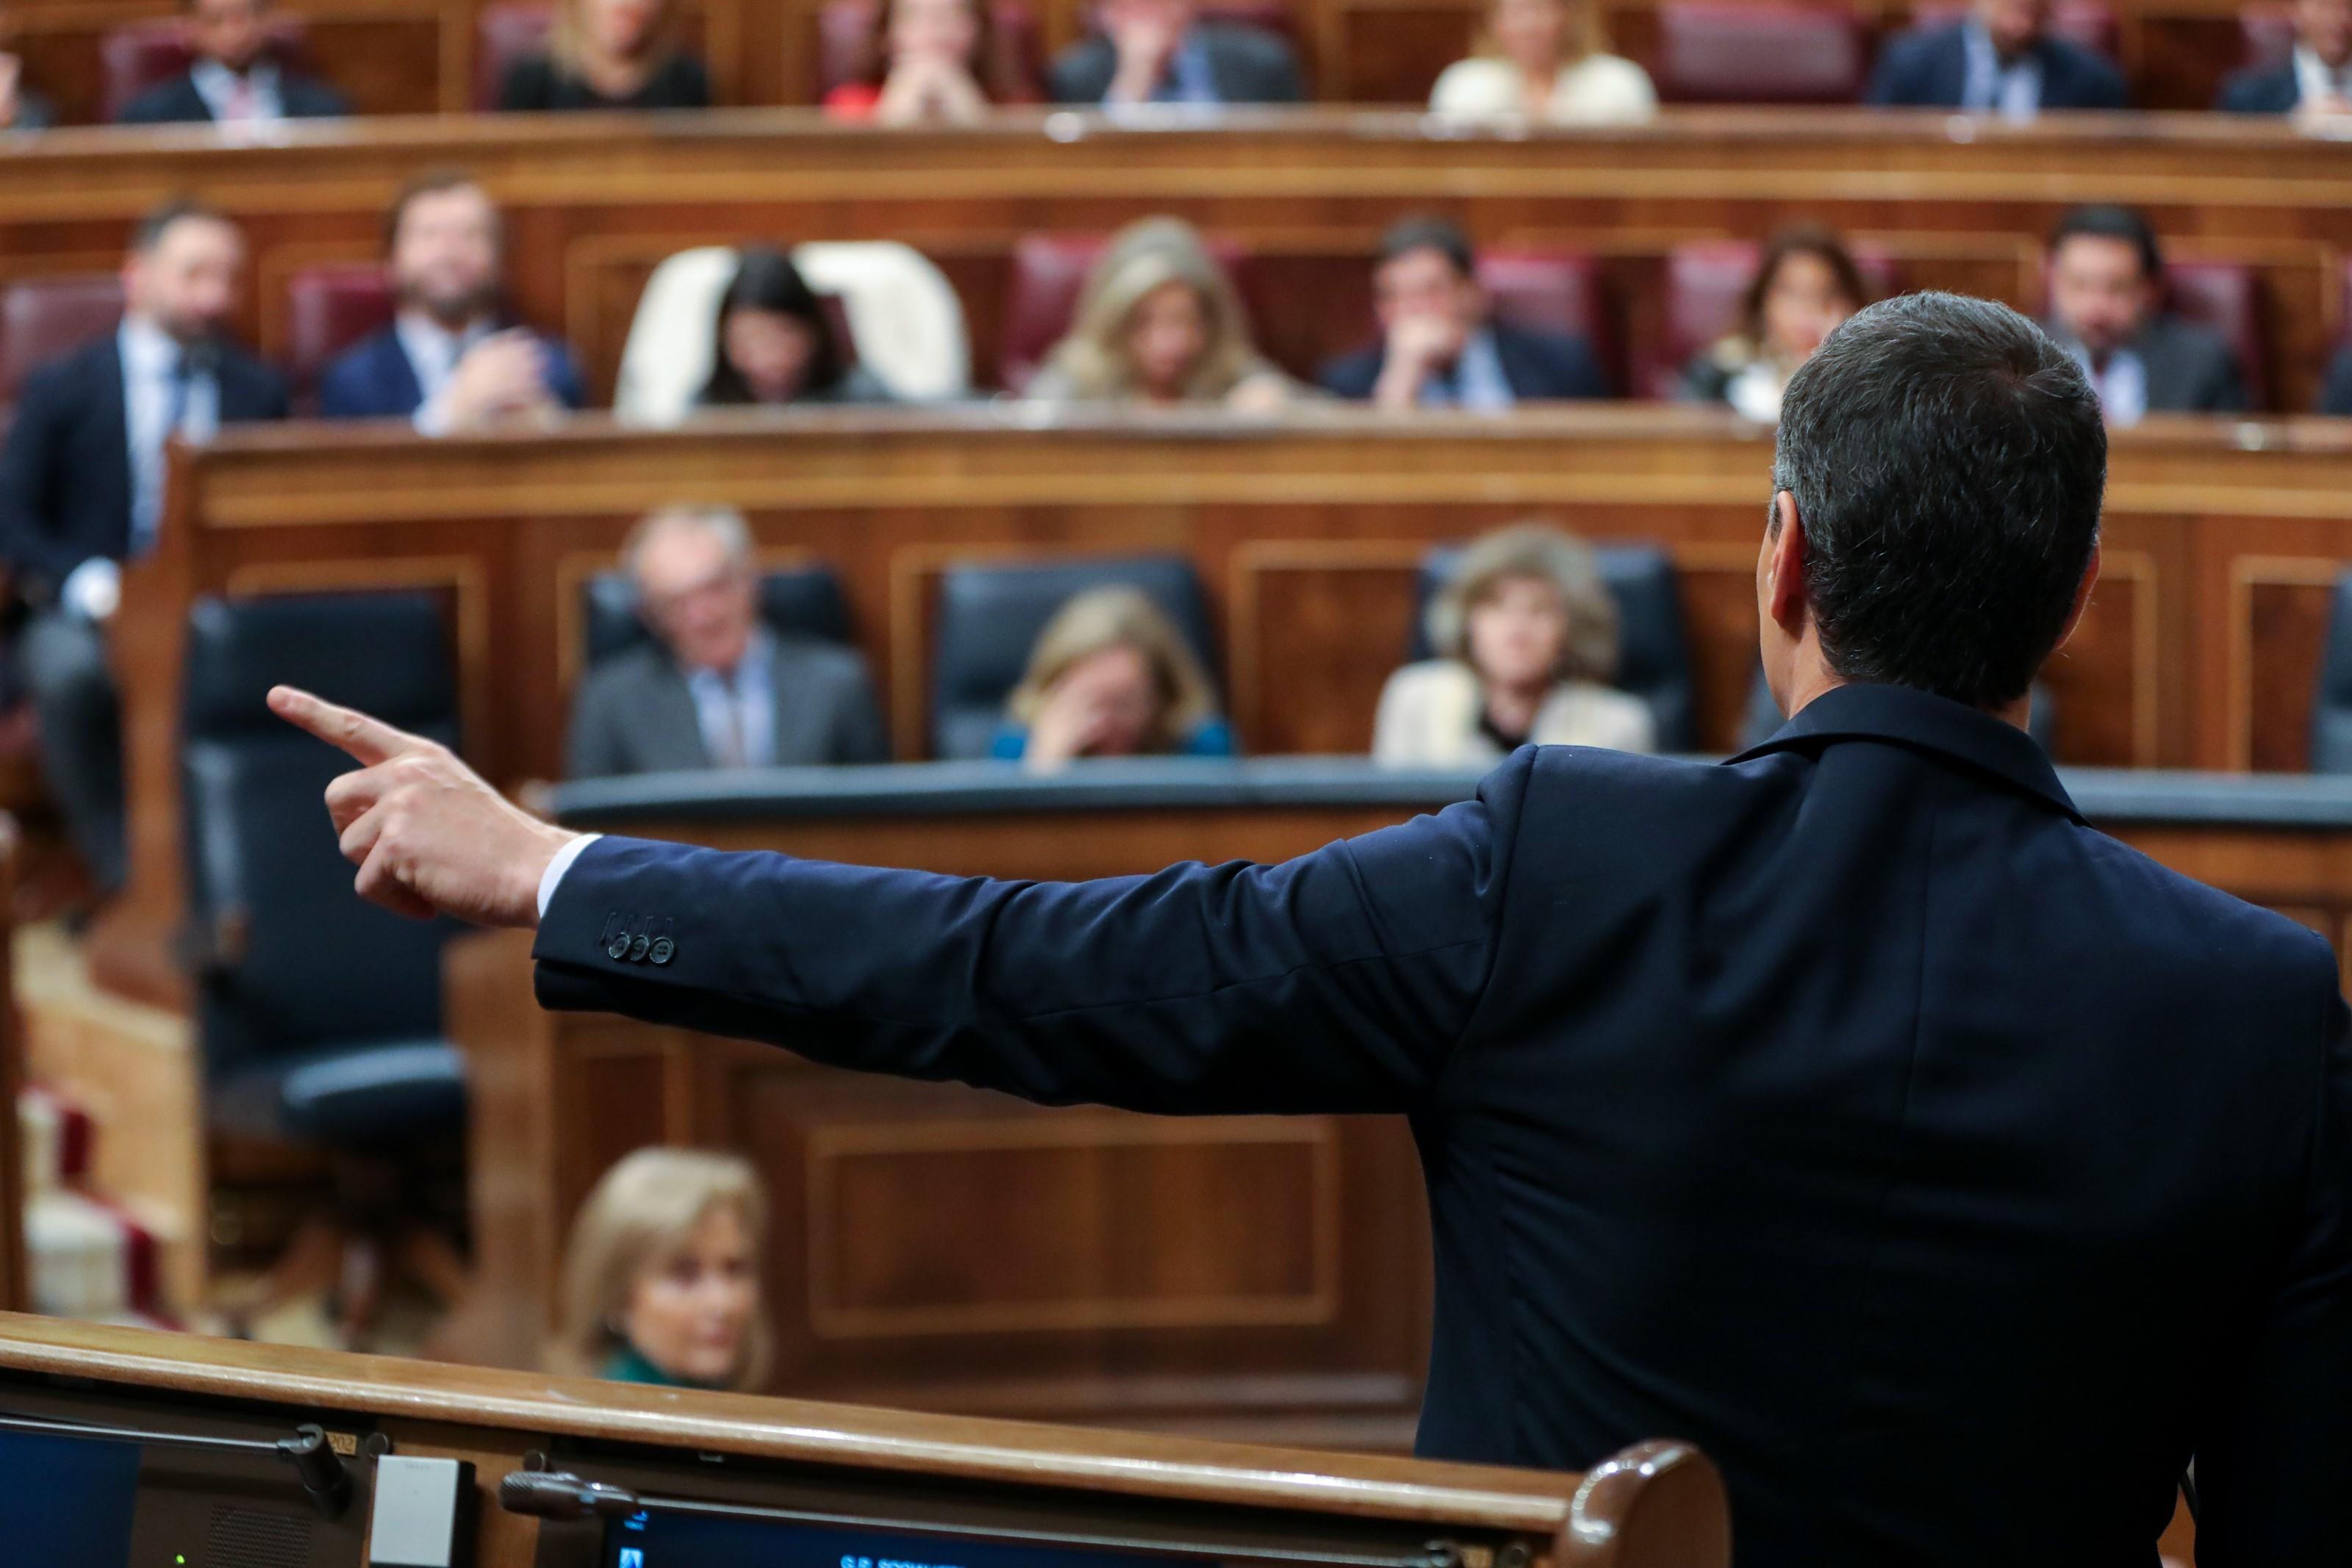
[60,558,122,621]
[412,392,455,438]
[537,832,600,920]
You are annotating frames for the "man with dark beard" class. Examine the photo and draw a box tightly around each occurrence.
[319,169,585,431]
[0,200,287,896]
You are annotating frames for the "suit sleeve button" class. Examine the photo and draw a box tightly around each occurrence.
[649,937,675,965]
[628,934,652,962]
[606,935,631,960]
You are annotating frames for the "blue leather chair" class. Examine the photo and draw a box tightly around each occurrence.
[1412,543,1698,752]
[182,591,468,1338]
[579,565,853,668]
[2312,573,2352,773]
[928,556,1217,760]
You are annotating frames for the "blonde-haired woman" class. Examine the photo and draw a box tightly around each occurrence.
[556,1147,770,1390]
[1025,219,1305,411]
[1374,522,1654,764]
[499,0,712,112]
[994,586,1234,769]
[1426,0,1654,126]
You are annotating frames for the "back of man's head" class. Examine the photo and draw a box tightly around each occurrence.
[1773,291,2105,710]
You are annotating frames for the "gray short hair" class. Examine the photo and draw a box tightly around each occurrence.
[621,504,754,585]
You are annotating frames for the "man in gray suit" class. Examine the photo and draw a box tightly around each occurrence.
[566,506,886,780]
[1047,0,1304,106]
[2044,204,2248,425]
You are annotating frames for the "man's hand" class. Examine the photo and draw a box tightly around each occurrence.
[269,685,578,927]
[1102,5,1180,103]
[0,54,24,129]
[1372,313,1462,411]
[438,331,556,431]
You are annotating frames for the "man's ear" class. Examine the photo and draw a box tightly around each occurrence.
[2051,539,2103,655]
[1765,490,1810,637]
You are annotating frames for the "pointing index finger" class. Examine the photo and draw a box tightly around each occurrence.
[268,685,418,766]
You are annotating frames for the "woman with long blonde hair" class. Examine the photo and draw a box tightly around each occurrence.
[994,586,1233,769]
[1025,218,1304,410]
[498,0,711,112]
[1426,0,1654,125]
[555,1147,771,1390]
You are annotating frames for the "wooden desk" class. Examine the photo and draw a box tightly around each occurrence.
[90,407,2352,1007]
[6,111,2352,409]
[0,0,2308,120]
[0,1312,1729,1568]
[453,758,2326,1537]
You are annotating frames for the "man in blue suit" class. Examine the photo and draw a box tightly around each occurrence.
[1319,217,1610,410]
[276,293,2351,1567]
[2217,0,2352,115]
[318,170,584,432]
[1866,0,2128,114]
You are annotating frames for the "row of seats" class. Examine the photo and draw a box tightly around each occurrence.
[60,0,2320,115]
[0,232,2292,414]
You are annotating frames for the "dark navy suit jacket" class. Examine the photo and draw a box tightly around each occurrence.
[315,324,587,422]
[115,68,348,124]
[0,332,287,596]
[534,683,2352,1567]
[1865,21,2129,109]
[1317,320,1610,402]
[2217,60,2303,113]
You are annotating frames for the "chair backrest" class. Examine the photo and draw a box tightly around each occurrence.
[814,0,1047,100]
[580,565,855,668]
[997,231,1252,392]
[1648,239,1904,399]
[2240,5,2295,69]
[99,16,309,121]
[2312,573,2352,772]
[929,556,1216,759]
[1904,1,2119,60]
[794,241,972,400]
[1473,249,1616,392]
[282,263,397,409]
[1650,1,1870,104]
[1411,542,1697,751]
[181,593,457,1068]
[474,2,554,109]
[0,274,125,411]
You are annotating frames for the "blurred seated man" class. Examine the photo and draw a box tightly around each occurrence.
[994,586,1234,771]
[1319,215,1610,411]
[1047,0,1303,107]
[0,201,288,894]
[1865,0,2127,115]
[565,506,886,779]
[556,1148,770,1391]
[318,170,586,431]
[2,14,57,129]
[2043,205,2246,425]
[116,0,348,124]
[2217,0,2352,118]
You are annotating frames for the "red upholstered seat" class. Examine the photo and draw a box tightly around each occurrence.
[814,0,1046,101]
[2240,5,2295,69]
[474,3,554,110]
[1647,240,1903,399]
[1650,1,1870,104]
[99,16,310,121]
[997,231,1251,392]
[1474,249,1617,390]
[0,274,126,411]
[284,264,398,409]
[1905,1,2118,61]
[2164,259,2266,411]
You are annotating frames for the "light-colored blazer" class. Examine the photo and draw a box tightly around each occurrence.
[1426,53,1657,126]
[1372,658,1655,766]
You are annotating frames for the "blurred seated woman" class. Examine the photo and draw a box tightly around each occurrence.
[500,0,712,112]
[1374,521,1653,765]
[995,586,1235,770]
[1025,217,1307,411]
[825,0,1025,124]
[1680,225,1867,422]
[698,247,897,407]
[1427,0,1654,126]
[557,1148,770,1390]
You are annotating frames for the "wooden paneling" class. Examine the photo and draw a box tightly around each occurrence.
[85,409,2352,1012]
[4,112,2352,407]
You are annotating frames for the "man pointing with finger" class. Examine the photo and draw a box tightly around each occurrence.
[275,293,2352,1567]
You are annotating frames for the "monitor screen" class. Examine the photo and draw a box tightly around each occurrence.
[603,1513,1213,1568]
[0,1429,143,1567]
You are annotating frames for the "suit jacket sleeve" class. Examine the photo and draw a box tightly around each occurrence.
[1318,345,1383,400]
[0,364,82,586]
[2192,947,2352,1564]
[531,749,1534,1114]
[1047,38,1116,103]
[1863,35,1926,105]
[316,353,372,420]
[2202,337,2251,415]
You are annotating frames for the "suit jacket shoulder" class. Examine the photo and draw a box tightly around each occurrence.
[116,75,209,124]
[2217,60,2300,112]
[1865,23,1962,105]
[2037,35,2128,108]
[318,328,416,420]
[2138,314,2248,414]
[1316,342,1385,400]
[566,643,701,779]
[1198,21,1305,101]
[216,342,291,420]
[280,71,351,117]
[1046,35,1118,102]
[1491,322,1610,400]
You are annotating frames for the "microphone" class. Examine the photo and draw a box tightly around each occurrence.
[497,1470,645,1520]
